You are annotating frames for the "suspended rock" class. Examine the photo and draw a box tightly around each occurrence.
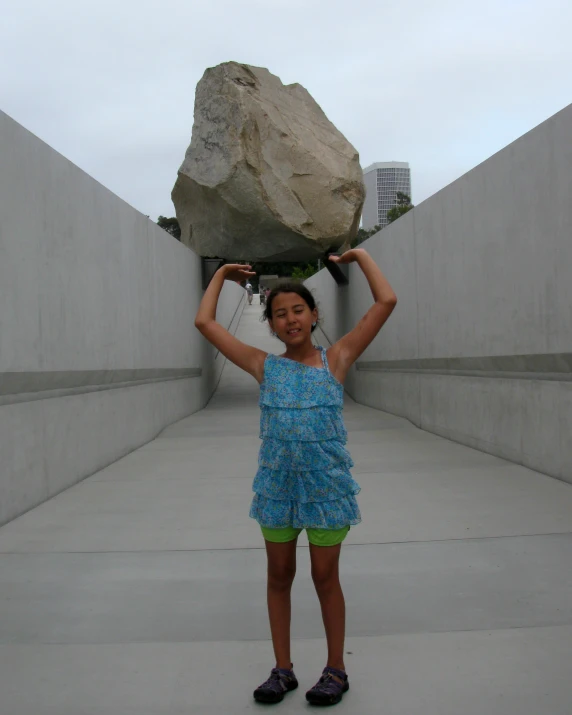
[172,62,365,261]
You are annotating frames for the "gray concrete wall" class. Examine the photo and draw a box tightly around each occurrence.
[0,111,244,525]
[308,104,572,484]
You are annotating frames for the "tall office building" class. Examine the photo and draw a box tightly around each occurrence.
[362,161,411,229]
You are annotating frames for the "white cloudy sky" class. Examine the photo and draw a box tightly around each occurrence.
[1,0,571,221]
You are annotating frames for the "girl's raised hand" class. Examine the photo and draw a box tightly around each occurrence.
[221,264,257,284]
[328,248,365,264]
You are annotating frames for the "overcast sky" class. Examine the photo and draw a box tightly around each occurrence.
[2,0,571,221]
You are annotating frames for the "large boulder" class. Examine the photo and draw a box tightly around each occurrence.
[172,62,365,261]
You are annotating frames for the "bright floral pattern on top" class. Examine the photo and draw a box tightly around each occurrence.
[249,347,362,530]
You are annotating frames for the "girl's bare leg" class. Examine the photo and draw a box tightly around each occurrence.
[309,542,346,671]
[264,538,298,669]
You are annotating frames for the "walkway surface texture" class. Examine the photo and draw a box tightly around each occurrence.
[1,300,572,715]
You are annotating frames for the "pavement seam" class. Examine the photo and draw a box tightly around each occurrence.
[2,530,571,555]
[6,622,572,647]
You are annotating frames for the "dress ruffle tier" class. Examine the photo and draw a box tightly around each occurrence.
[250,493,362,530]
[260,405,347,442]
[250,350,362,530]
[258,435,352,471]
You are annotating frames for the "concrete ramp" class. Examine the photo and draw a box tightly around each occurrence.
[1,302,572,714]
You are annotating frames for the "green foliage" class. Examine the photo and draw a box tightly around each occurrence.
[351,225,381,248]
[157,216,181,240]
[291,263,319,281]
[386,193,414,224]
[249,259,319,289]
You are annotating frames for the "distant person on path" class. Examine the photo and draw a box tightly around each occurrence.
[195,249,397,706]
[245,281,253,305]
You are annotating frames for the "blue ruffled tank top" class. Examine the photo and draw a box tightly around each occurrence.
[249,346,362,530]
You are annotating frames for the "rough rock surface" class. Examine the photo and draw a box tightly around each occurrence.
[172,62,365,261]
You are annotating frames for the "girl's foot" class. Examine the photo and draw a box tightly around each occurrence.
[305,666,349,706]
[253,666,298,703]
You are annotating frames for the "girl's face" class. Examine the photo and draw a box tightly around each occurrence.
[269,292,318,345]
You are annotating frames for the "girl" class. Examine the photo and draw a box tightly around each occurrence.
[194,248,396,706]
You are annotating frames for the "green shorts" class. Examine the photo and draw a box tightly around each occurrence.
[260,524,350,547]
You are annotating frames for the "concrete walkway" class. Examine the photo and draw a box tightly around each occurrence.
[1,300,572,714]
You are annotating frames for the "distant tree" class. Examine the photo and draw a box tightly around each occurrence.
[291,263,319,281]
[249,259,319,289]
[351,225,381,248]
[157,216,181,240]
[386,193,414,224]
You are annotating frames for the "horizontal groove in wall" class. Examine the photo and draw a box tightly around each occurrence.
[0,368,202,406]
[356,352,572,381]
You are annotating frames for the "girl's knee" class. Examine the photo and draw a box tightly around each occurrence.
[311,566,339,593]
[268,563,296,591]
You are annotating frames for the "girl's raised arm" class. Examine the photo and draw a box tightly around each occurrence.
[195,264,267,383]
[328,248,397,381]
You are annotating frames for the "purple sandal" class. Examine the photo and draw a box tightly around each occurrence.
[305,666,349,706]
[253,666,299,703]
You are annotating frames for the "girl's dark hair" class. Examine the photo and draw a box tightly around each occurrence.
[262,280,318,332]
